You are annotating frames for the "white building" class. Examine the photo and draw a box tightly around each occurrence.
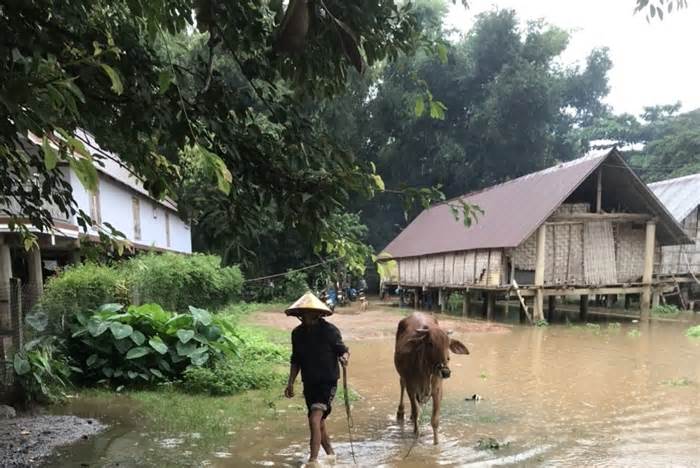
[0,131,192,307]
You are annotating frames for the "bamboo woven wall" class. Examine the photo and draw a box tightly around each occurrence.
[393,249,503,287]
[659,206,700,275]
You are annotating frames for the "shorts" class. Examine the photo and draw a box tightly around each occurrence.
[303,381,337,419]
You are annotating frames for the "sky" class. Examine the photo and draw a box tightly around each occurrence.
[446,0,700,116]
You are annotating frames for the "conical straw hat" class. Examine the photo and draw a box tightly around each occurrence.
[285,291,332,317]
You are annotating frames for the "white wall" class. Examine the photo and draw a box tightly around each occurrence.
[68,169,192,254]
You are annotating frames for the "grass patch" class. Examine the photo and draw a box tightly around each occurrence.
[686,325,700,338]
[79,386,290,436]
[661,377,694,387]
[627,328,641,338]
[652,305,681,317]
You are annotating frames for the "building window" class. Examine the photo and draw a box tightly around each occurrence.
[89,180,101,226]
[165,211,171,247]
[132,197,141,240]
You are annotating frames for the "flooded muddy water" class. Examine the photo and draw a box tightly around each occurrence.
[46,312,700,467]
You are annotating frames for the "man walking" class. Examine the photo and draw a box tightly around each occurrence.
[284,292,350,464]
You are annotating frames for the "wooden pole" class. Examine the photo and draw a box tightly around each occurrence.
[533,225,546,322]
[486,292,495,321]
[580,295,589,321]
[596,168,603,213]
[462,290,470,317]
[439,288,445,314]
[624,294,632,310]
[27,244,43,304]
[547,296,556,322]
[0,236,12,331]
[640,221,656,320]
[511,279,533,324]
[414,288,420,310]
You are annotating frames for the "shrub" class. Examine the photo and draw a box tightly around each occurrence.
[37,263,126,332]
[182,360,284,395]
[181,325,288,396]
[686,325,700,338]
[67,303,239,386]
[13,335,73,403]
[125,253,243,311]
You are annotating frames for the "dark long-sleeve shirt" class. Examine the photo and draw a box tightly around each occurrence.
[290,319,348,384]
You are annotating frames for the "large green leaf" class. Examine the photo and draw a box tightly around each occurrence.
[150,368,165,379]
[176,340,197,357]
[189,306,212,326]
[190,351,209,366]
[86,354,99,367]
[13,354,31,375]
[110,322,133,340]
[25,312,48,332]
[126,346,150,359]
[87,318,109,337]
[114,338,133,355]
[100,64,124,95]
[177,329,195,343]
[42,136,58,170]
[99,303,124,314]
[130,330,146,346]
[148,336,168,355]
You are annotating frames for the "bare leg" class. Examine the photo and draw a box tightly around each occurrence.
[409,392,420,435]
[308,409,324,462]
[397,378,406,421]
[320,419,334,455]
[431,386,442,445]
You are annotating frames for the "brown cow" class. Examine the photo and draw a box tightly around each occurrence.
[394,312,469,444]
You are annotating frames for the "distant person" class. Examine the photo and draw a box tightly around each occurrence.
[284,292,350,465]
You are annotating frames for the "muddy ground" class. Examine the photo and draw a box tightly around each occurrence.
[247,300,510,340]
[0,414,105,467]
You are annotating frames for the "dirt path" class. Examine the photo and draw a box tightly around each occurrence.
[246,300,509,340]
[0,415,105,467]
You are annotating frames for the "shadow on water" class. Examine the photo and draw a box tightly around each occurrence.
[46,316,700,467]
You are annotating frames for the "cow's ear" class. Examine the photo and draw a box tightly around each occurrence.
[449,339,469,355]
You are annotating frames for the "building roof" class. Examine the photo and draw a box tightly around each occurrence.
[381,149,688,259]
[648,173,700,222]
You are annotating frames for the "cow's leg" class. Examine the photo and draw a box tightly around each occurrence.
[431,385,443,445]
[409,391,420,435]
[397,378,406,421]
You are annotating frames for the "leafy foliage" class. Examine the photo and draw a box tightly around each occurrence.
[124,253,243,311]
[66,303,238,386]
[686,325,700,338]
[244,271,309,303]
[652,304,681,316]
[584,105,700,183]
[13,336,73,403]
[181,324,288,395]
[37,263,127,333]
[35,253,242,333]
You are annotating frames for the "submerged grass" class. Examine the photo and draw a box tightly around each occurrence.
[686,325,700,338]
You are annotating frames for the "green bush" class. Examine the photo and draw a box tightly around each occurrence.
[125,253,243,311]
[37,263,126,332]
[67,303,239,386]
[13,336,73,403]
[182,360,284,395]
[181,326,288,395]
[686,325,700,338]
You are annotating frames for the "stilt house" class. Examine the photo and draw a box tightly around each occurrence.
[378,149,691,321]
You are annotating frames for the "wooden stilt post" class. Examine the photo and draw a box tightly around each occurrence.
[27,245,43,308]
[547,296,556,322]
[439,289,446,314]
[486,292,495,321]
[462,290,470,317]
[414,288,420,310]
[0,236,12,331]
[533,225,546,322]
[579,295,589,322]
[624,294,632,310]
[640,221,656,321]
[480,291,487,318]
[596,168,603,213]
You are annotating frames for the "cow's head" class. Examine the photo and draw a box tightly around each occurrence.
[414,327,469,379]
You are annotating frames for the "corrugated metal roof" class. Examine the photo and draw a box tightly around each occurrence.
[382,149,688,259]
[648,173,700,222]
